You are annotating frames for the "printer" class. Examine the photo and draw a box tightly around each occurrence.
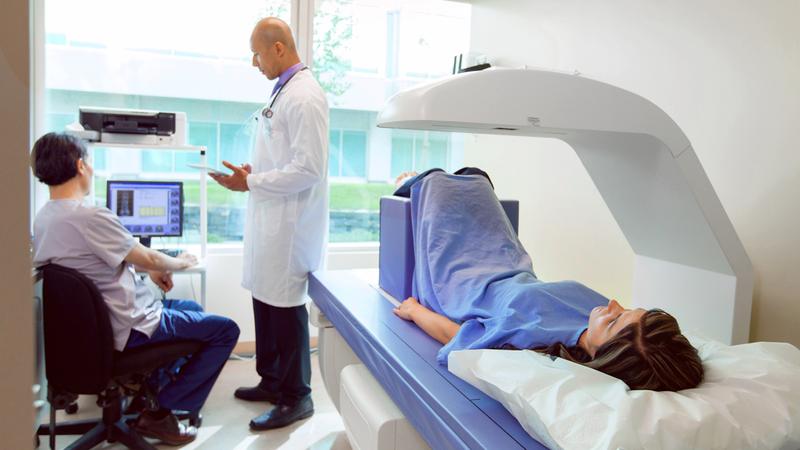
[77,107,187,147]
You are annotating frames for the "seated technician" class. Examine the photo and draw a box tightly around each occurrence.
[31,133,240,445]
[392,170,703,392]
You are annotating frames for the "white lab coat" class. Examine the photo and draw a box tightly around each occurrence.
[242,69,329,307]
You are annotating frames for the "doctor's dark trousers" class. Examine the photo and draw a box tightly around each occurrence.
[252,298,312,405]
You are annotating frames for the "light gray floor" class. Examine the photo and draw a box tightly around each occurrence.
[48,354,352,450]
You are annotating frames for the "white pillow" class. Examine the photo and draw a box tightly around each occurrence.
[448,337,800,450]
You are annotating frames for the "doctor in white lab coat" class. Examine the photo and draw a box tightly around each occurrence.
[210,17,328,431]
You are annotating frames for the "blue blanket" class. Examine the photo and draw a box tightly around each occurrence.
[410,173,609,365]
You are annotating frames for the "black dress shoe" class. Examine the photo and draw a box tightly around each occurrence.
[249,396,314,431]
[234,385,281,403]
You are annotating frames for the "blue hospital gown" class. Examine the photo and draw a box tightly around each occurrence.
[409,173,609,365]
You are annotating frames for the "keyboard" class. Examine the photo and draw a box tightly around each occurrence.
[156,248,182,257]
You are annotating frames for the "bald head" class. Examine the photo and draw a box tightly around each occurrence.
[252,17,297,53]
[250,17,301,80]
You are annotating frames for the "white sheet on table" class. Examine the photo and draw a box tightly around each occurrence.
[448,336,800,450]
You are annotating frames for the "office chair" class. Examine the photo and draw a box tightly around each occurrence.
[35,264,204,450]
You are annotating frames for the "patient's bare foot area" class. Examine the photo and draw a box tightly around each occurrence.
[395,171,418,187]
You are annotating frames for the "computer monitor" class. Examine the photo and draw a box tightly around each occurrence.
[106,180,183,245]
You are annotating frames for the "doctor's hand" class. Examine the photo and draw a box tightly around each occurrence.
[393,297,421,321]
[149,271,174,292]
[209,160,250,192]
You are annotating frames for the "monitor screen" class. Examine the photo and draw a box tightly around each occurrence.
[106,181,183,237]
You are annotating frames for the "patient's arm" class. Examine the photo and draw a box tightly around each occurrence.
[393,297,461,344]
[125,243,197,272]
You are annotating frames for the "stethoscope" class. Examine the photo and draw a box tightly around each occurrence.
[261,66,308,120]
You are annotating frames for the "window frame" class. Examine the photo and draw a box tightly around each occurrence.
[329,126,369,180]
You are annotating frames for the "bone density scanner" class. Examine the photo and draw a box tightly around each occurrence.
[376,68,753,345]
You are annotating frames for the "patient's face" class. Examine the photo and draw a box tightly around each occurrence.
[583,300,646,357]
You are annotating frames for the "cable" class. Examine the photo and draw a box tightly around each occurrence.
[190,273,197,302]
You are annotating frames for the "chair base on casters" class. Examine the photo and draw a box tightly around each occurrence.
[123,395,203,428]
[60,420,154,450]
[37,386,157,450]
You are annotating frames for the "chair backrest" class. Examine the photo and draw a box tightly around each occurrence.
[41,264,114,394]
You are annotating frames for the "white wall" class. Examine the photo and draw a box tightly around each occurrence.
[0,0,35,445]
[467,0,800,345]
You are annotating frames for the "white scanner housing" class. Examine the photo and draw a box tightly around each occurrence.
[377,68,753,344]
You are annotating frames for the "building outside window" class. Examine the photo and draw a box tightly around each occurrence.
[42,0,471,245]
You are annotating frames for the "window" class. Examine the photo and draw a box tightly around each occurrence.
[314,0,471,243]
[43,0,290,244]
[329,129,368,178]
[42,0,470,245]
[390,130,450,179]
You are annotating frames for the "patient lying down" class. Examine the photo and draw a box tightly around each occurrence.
[392,170,703,392]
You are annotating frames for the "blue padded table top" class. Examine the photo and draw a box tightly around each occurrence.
[309,270,548,450]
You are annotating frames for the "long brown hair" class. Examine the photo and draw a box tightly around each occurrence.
[538,309,703,391]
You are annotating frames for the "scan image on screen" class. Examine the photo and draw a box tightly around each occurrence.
[106,181,183,237]
[116,190,134,217]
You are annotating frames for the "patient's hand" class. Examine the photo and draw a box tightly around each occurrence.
[393,297,460,344]
[149,271,174,292]
[393,297,421,321]
[177,252,198,269]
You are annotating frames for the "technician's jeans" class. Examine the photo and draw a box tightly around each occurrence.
[252,298,312,405]
[125,300,240,413]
